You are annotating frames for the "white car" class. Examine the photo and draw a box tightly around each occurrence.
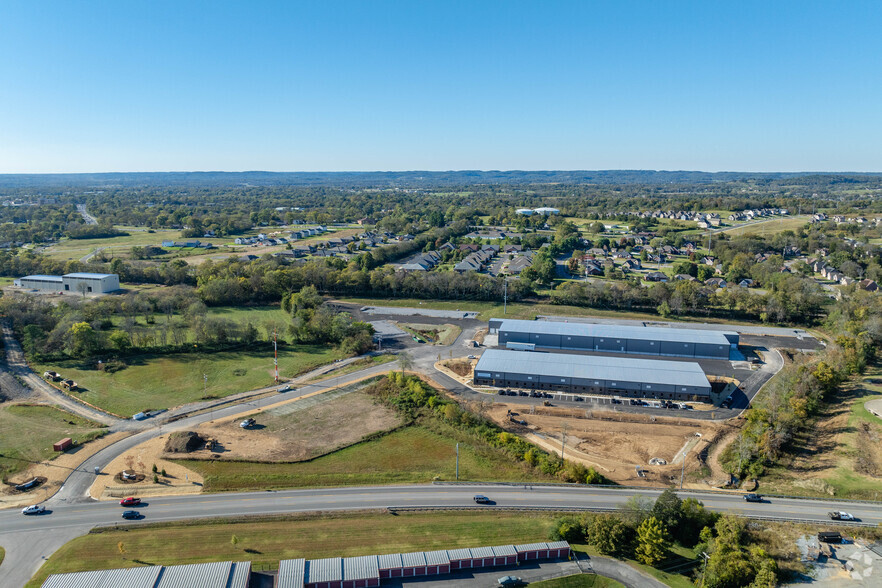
[278,384,292,393]
[21,505,46,515]
[828,511,855,521]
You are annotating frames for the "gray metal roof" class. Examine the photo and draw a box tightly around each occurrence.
[277,559,305,588]
[156,561,248,588]
[307,558,342,583]
[546,541,571,550]
[491,545,518,557]
[42,561,250,588]
[377,553,403,569]
[446,548,473,560]
[470,546,495,558]
[63,272,116,279]
[42,567,162,588]
[475,349,710,388]
[343,556,379,581]
[425,550,451,566]
[515,543,550,552]
[20,275,64,281]
[401,552,427,567]
[496,318,735,346]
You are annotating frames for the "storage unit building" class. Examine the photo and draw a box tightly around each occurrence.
[15,272,120,294]
[342,556,380,588]
[278,559,306,588]
[491,545,518,566]
[515,543,551,561]
[377,554,403,579]
[425,550,451,575]
[473,349,712,400]
[490,318,737,359]
[400,552,428,577]
[306,558,343,588]
[447,548,474,570]
[41,561,250,588]
[546,541,572,558]
[14,275,63,292]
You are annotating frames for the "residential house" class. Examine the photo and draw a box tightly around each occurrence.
[644,271,668,282]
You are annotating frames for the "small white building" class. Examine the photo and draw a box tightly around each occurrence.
[533,207,560,215]
[515,208,535,216]
[15,272,120,294]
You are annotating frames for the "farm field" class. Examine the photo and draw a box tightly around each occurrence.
[0,404,106,479]
[41,229,183,261]
[176,424,549,491]
[33,345,345,417]
[25,511,559,587]
[189,388,404,462]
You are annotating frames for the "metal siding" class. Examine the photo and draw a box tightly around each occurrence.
[308,558,343,584]
[278,558,307,588]
[342,556,379,582]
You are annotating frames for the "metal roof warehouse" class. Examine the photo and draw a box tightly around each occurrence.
[41,560,250,588]
[491,318,738,359]
[474,349,711,400]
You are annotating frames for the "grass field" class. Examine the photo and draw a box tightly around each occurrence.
[34,345,345,417]
[531,574,625,588]
[721,215,810,236]
[572,544,695,588]
[25,511,560,587]
[41,229,183,261]
[307,354,397,383]
[0,404,106,478]
[176,424,548,491]
[337,296,765,326]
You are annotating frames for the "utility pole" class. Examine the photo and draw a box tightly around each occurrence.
[455,443,459,481]
[273,331,279,383]
[560,424,568,461]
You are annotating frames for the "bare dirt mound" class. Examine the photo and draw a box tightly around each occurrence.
[164,431,205,453]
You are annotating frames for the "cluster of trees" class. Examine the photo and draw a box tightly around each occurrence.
[723,290,881,479]
[282,286,374,355]
[551,490,776,587]
[369,372,605,484]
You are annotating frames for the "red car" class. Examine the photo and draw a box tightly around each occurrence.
[119,497,141,506]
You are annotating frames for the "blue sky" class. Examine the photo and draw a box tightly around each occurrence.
[1,1,880,173]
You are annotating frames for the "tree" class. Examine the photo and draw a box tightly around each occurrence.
[748,556,777,588]
[65,321,99,358]
[588,514,632,556]
[230,534,239,547]
[697,265,715,281]
[398,351,413,374]
[117,541,126,559]
[585,466,603,484]
[619,494,654,527]
[652,489,682,533]
[108,330,132,353]
[635,516,668,566]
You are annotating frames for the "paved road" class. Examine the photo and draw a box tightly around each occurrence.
[79,246,106,263]
[2,484,878,587]
[1,321,119,425]
[75,204,97,225]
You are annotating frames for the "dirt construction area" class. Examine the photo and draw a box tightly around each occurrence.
[186,388,403,462]
[485,402,730,486]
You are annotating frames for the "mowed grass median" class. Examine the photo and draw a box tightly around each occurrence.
[0,404,107,478]
[177,424,549,491]
[34,345,345,417]
[26,511,558,587]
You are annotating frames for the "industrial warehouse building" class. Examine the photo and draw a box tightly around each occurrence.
[474,349,711,400]
[490,318,738,359]
[14,272,120,294]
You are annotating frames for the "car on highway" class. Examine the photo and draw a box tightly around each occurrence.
[119,497,141,506]
[743,493,763,503]
[828,511,855,521]
[21,504,46,515]
[121,510,142,520]
[278,384,292,393]
[473,494,491,504]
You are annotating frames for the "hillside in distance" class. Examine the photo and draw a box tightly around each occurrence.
[2,170,881,190]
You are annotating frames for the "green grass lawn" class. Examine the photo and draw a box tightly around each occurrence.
[34,345,345,417]
[0,404,107,478]
[176,424,549,491]
[41,229,183,261]
[25,511,559,587]
[530,574,625,588]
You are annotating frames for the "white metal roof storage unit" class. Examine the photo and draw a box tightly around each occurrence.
[16,272,120,294]
[491,318,737,359]
[474,349,711,400]
[41,561,250,588]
